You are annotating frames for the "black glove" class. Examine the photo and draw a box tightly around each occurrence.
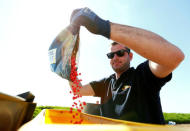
[70,7,110,39]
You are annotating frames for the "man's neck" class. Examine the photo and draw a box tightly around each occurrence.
[115,70,127,79]
[115,65,130,79]
[115,73,120,79]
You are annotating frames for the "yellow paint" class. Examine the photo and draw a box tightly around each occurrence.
[19,109,190,131]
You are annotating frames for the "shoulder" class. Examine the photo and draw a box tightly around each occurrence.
[133,60,172,92]
[136,60,172,81]
[90,74,114,85]
[89,75,114,97]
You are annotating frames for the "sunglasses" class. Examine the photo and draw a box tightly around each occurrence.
[106,49,130,59]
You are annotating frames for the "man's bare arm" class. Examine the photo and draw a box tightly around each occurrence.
[110,23,185,78]
[69,82,95,96]
[70,7,184,78]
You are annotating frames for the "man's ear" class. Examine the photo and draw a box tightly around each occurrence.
[129,52,133,61]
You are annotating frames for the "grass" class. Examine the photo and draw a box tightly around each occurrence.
[33,106,190,124]
[164,113,190,124]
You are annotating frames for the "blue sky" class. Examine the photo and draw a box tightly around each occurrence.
[0,0,189,113]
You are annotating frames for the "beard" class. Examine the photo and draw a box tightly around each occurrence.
[111,61,130,74]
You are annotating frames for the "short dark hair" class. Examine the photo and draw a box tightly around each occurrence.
[111,42,130,53]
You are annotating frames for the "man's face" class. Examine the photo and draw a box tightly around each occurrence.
[110,44,132,74]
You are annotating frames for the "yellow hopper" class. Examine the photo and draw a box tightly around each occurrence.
[19,109,189,131]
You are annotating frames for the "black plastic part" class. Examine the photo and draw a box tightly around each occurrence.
[17,91,35,102]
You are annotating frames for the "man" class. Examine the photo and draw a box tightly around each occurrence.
[69,7,184,124]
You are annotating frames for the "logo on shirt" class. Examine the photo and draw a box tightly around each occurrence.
[122,85,131,91]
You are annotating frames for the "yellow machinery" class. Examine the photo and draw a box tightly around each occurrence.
[19,109,190,131]
[1,92,189,131]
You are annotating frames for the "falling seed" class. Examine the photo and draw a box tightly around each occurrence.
[77,109,81,112]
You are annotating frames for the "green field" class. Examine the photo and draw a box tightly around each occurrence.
[164,113,190,124]
[33,106,190,124]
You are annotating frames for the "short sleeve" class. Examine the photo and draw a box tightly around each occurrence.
[136,60,172,92]
[90,78,107,97]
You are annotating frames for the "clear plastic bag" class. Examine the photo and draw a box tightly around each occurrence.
[48,26,80,81]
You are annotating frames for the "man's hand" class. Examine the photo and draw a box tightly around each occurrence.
[70,7,110,39]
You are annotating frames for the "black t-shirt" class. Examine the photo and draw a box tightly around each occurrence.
[90,61,172,124]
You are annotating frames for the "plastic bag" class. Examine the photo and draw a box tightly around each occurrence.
[48,26,80,81]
